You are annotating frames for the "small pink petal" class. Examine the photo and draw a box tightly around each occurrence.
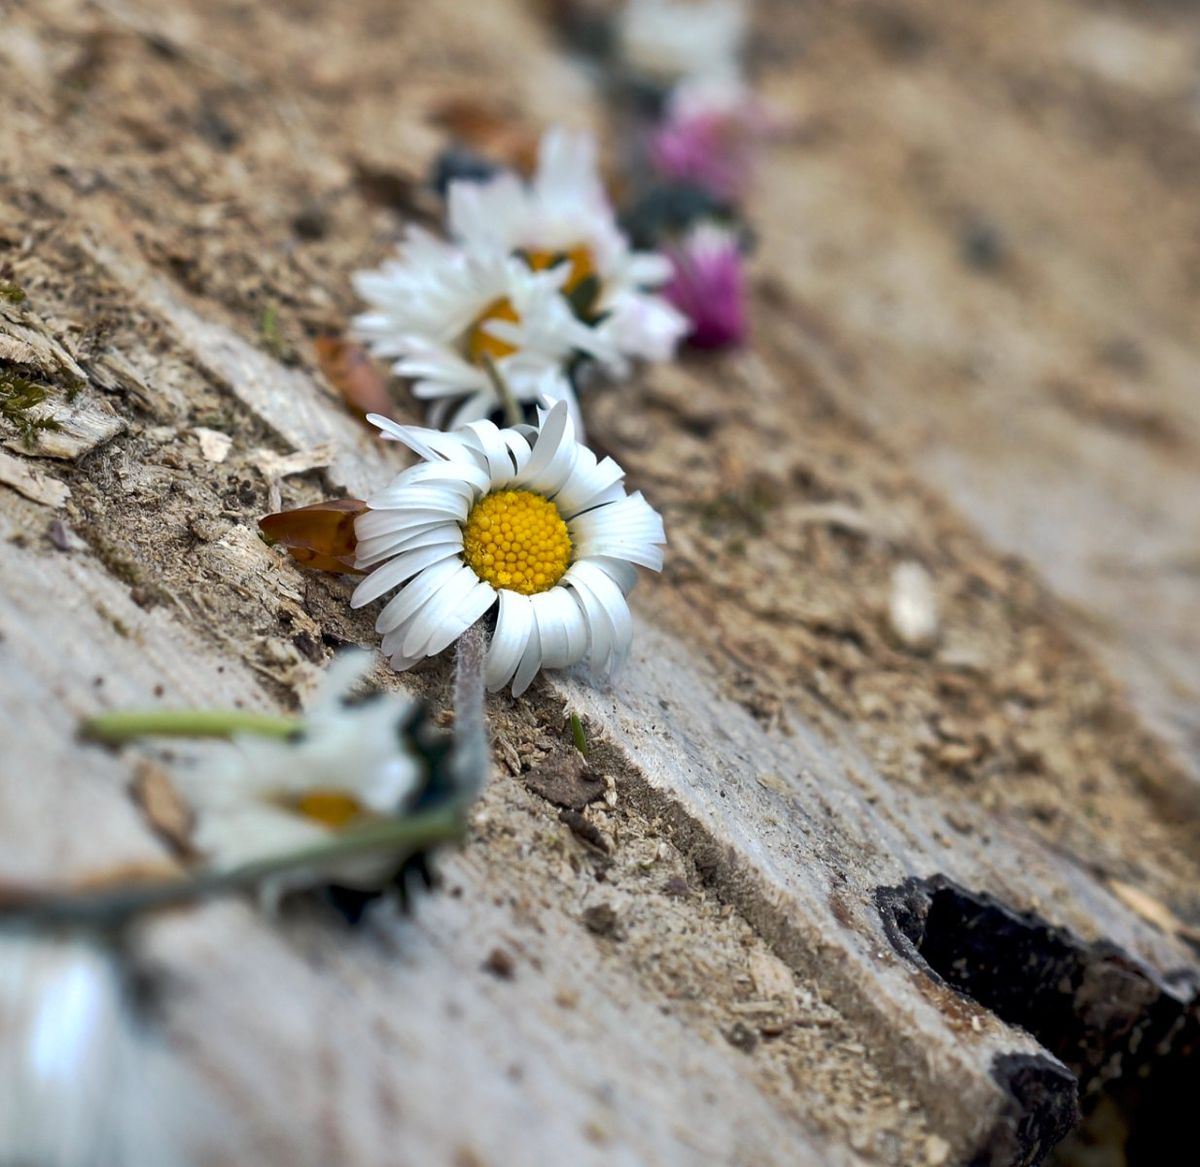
[663,224,747,350]
[647,88,774,202]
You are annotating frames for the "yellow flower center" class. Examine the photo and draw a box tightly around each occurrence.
[465,247,600,367]
[466,297,521,363]
[292,790,367,829]
[461,489,571,595]
[523,244,596,296]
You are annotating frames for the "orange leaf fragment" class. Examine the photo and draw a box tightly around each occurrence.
[259,499,367,574]
[314,336,396,422]
[130,759,195,858]
[429,96,541,175]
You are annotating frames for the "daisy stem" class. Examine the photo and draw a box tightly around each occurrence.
[452,621,490,799]
[0,807,465,929]
[81,709,305,745]
[480,352,522,428]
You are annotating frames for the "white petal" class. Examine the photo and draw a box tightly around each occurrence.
[574,514,668,543]
[530,587,587,669]
[626,251,674,287]
[462,419,518,483]
[447,172,529,251]
[567,563,633,670]
[355,509,461,542]
[367,416,473,463]
[392,461,490,494]
[523,433,579,499]
[365,412,426,444]
[556,456,627,518]
[351,542,462,608]
[387,645,427,672]
[601,588,633,666]
[410,377,480,402]
[511,617,545,697]
[448,392,499,429]
[516,400,572,487]
[565,574,615,674]
[485,591,534,692]
[401,563,480,658]
[532,371,586,440]
[421,580,497,659]
[426,397,454,430]
[574,540,664,572]
[558,590,589,665]
[570,480,629,516]
[375,559,463,635]
[366,484,471,519]
[572,555,639,596]
[503,431,534,476]
[364,474,470,506]
[400,356,485,386]
[568,493,666,570]
[568,493,665,541]
[355,522,462,570]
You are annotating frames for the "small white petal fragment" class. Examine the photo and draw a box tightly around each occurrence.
[252,442,335,480]
[618,0,747,89]
[888,561,939,652]
[924,1135,952,1167]
[192,426,233,463]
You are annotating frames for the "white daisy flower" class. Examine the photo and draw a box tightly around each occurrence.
[175,652,433,893]
[351,400,665,696]
[352,227,612,429]
[618,0,747,89]
[0,934,182,1167]
[447,129,689,369]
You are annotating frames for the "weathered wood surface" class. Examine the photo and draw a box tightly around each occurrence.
[755,0,1200,779]
[1,2,1198,1165]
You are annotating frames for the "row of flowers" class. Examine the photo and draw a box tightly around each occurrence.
[209,0,773,890]
[4,12,769,1152]
[348,0,763,430]
[4,0,764,933]
[291,0,770,699]
[356,128,690,432]
[0,0,768,932]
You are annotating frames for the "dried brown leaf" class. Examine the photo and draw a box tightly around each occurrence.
[259,498,367,574]
[313,336,396,423]
[131,759,196,857]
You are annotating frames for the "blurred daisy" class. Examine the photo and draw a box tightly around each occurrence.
[352,400,665,695]
[352,228,610,428]
[663,222,747,349]
[175,652,438,895]
[447,129,688,369]
[0,933,181,1167]
[618,0,747,89]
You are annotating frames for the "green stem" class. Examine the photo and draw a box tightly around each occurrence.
[480,352,523,428]
[0,806,465,929]
[81,709,304,745]
[569,711,589,757]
